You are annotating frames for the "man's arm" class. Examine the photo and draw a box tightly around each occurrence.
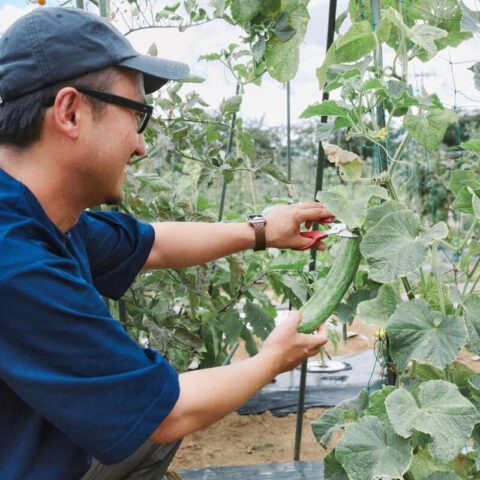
[143,202,333,270]
[149,311,327,443]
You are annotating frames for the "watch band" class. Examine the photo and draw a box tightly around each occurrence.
[251,220,266,251]
[246,214,267,251]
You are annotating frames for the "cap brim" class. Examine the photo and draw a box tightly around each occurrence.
[118,55,190,94]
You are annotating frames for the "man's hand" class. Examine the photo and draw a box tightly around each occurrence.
[259,310,328,374]
[263,202,334,251]
[149,310,328,444]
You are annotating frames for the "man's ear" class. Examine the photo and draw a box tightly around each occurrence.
[48,87,84,139]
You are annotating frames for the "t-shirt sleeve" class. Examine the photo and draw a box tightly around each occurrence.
[0,257,179,464]
[82,211,155,300]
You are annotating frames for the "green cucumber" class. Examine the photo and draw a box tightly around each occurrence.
[298,236,362,334]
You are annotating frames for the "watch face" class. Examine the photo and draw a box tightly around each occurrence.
[247,214,266,223]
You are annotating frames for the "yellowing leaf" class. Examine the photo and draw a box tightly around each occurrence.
[322,142,364,181]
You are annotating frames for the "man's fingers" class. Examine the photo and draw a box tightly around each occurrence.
[297,207,335,224]
[317,241,327,252]
[296,201,327,210]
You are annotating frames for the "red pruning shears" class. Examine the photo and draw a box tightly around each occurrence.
[296,222,358,251]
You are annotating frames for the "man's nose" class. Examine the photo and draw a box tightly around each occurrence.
[134,133,146,157]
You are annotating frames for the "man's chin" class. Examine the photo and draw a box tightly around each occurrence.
[104,194,123,206]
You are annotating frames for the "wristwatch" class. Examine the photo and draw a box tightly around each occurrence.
[246,214,267,251]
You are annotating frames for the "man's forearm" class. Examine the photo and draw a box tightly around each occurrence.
[149,349,280,444]
[143,222,256,270]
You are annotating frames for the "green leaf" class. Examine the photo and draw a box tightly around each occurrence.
[426,473,461,480]
[404,109,458,150]
[463,294,480,355]
[335,416,413,480]
[408,24,448,58]
[449,172,479,196]
[237,131,256,160]
[264,1,309,82]
[230,0,262,23]
[324,451,349,480]
[260,163,290,184]
[274,12,296,42]
[360,210,428,283]
[311,389,368,447]
[300,100,350,118]
[219,95,242,116]
[470,188,480,218]
[364,386,396,423]
[220,309,244,345]
[226,255,244,293]
[252,36,266,61]
[451,186,475,214]
[244,301,275,340]
[385,380,477,462]
[336,289,378,325]
[410,448,462,480]
[386,299,467,371]
[364,200,409,230]
[240,326,258,356]
[418,222,449,244]
[462,138,480,155]
[335,21,377,63]
[460,0,480,33]
[268,255,308,271]
[470,62,480,91]
[316,184,389,229]
[357,283,401,327]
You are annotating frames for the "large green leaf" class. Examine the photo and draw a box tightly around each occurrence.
[300,100,350,119]
[404,109,458,150]
[360,210,428,283]
[357,282,401,326]
[385,380,477,462]
[408,24,448,58]
[386,299,467,370]
[316,184,388,229]
[410,448,462,480]
[463,294,480,355]
[335,416,413,480]
[230,0,262,23]
[335,21,377,63]
[447,169,480,194]
[264,1,309,82]
[364,200,408,230]
[311,389,368,447]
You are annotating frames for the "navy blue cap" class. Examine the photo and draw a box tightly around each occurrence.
[0,7,190,103]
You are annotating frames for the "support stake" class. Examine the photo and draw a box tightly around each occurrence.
[294,0,338,461]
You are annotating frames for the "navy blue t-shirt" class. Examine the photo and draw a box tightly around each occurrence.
[0,168,180,479]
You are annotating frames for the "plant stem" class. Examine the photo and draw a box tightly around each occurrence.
[462,256,480,298]
[387,132,411,177]
[469,270,480,295]
[432,241,446,316]
[439,218,477,253]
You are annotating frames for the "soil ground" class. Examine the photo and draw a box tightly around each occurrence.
[171,319,480,471]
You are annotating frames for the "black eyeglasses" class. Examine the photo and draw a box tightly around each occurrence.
[76,87,153,134]
[44,87,154,134]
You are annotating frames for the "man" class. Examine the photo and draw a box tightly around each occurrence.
[0,7,331,480]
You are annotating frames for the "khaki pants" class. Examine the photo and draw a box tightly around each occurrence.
[81,439,182,480]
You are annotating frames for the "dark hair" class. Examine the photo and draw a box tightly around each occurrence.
[0,66,122,149]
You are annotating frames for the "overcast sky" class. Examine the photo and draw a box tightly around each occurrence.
[1,0,479,126]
